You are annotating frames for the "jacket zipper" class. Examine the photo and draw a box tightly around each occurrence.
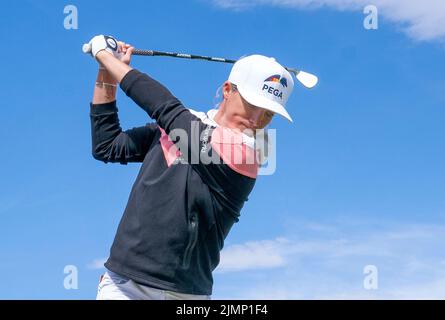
[182,214,199,269]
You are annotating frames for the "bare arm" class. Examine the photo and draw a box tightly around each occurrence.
[92,67,118,104]
[92,42,134,104]
[95,49,133,84]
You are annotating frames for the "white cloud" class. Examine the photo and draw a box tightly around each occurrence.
[211,0,445,41]
[214,222,445,299]
[216,238,289,272]
[217,231,394,274]
[87,258,107,270]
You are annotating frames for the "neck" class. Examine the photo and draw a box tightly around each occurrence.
[214,110,255,136]
[214,101,256,135]
[214,110,229,128]
[214,102,237,129]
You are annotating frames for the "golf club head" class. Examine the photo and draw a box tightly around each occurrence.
[286,68,318,89]
[297,71,318,89]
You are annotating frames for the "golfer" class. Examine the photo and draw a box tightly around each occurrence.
[87,35,294,300]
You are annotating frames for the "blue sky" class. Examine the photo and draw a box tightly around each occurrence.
[0,0,444,299]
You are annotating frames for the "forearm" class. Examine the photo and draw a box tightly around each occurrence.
[96,51,133,83]
[92,67,117,104]
[92,50,132,104]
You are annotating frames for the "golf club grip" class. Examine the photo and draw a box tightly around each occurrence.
[133,49,237,64]
[132,49,155,56]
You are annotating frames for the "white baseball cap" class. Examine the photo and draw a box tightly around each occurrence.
[228,54,294,122]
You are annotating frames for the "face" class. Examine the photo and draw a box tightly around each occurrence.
[219,81,275,132]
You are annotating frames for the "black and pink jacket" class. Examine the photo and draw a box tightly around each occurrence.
[90,69,259,295]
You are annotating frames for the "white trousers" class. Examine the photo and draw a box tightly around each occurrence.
[96,269,211,300]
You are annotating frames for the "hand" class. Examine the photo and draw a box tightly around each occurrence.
[117,41,134,65]
[86,35,123,59]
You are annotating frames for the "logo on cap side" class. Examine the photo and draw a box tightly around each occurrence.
[262,74,289,100]
[264,75,288,88]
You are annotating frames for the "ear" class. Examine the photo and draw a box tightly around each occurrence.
[222,81,232,99]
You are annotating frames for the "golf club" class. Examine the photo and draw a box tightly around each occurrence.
[82,44,319,89]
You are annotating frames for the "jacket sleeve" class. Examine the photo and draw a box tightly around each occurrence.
[90,100,159,164]
[119,69,257,213]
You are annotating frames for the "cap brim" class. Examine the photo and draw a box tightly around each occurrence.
[237,86,293,122]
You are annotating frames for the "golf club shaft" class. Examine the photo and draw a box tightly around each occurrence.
[132,49,302,76]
